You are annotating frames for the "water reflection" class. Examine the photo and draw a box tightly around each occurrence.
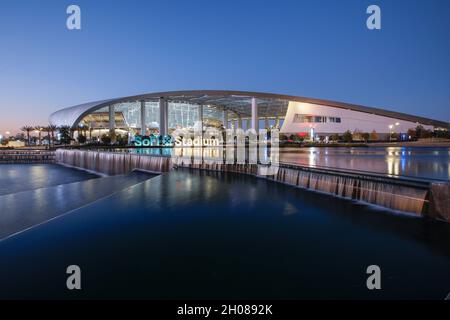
[281,147,450,181]
[0,164,99,196]
[0,169,154,239]
[111,146,449,180]
[1,169,449,299]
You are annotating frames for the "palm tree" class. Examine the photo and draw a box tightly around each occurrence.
[34,126,44,146]
[70,127,76,139]
[46,124,57,146]
[21,126,33,146]
[43,126,52,148]
[76,125,86,143]
[58,125,71,145]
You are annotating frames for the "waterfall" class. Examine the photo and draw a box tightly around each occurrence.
[55,149,172,175]
[171,158,431,216]
[265,167,429,215]
[55,149,441,220]
[172,156,258,175]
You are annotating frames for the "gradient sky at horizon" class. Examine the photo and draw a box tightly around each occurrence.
[1,0,449,134]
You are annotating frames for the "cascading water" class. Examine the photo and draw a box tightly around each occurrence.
[175,159,430,216]
[265,166,429,215]
[55,149,172,175]
[55,149,439,219]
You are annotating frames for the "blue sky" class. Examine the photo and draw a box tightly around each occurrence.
[1,0,449,133]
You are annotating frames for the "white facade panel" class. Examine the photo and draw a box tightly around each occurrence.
[280,101,434,134]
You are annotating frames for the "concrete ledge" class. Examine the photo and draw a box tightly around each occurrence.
[0,150,55,163]
[429,182,450,222]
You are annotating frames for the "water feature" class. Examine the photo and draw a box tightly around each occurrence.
[0,170,155,240]
[61,146,450,181]
[56,148,449,218]
[269,166,430,215]
[0,150,55,163]
[0,164,98,196]
[55,149,172,175]
[0,169,449,299]
[280,147,450,181]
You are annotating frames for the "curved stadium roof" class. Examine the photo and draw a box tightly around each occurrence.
[49,90,450,129]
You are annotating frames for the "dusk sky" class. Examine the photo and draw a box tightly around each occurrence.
[1,0,449,134]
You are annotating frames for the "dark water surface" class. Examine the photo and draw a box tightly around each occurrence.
[0,164,99,196]
[0,170,154,240]
[0,169,449,299]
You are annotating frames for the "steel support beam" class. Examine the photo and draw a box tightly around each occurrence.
[140,100,146,136]
[109,105,116,143]
[251,97,259,132]
[159,98,168,136]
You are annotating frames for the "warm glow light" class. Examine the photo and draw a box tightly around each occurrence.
[389,125,393,129]
[395,122,400,126]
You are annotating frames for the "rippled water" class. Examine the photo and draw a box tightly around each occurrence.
[0,168,449,299]
[280,147,450,181]
[0,164,98,195]
[123,146,450,181]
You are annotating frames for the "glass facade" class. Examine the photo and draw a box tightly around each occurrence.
[79,101,228,136]
[74,96,286,142]
[202,105,225,129]
[168,102,200,131]
[114,102,141,129]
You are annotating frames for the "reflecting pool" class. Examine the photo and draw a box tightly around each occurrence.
[123,146,450,181]
[0,164,99,196]
[0,169,449,299]
[280,147,450,181]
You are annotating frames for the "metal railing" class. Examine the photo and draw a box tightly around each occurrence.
[0,150,56,163]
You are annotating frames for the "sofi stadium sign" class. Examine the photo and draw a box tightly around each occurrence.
[134,123,280,176]
[134,134,220,147]
[134,134,173,147]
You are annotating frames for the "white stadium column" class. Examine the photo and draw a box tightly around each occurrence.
[251,97,259,132]
[199,104,203,130]
[237,116,242,129]
[198,104,204,140]
[140,100,146,136]
[265,117,269,129]
[159,98,168,136]
[109,104,116,142]
[223,109,228,129]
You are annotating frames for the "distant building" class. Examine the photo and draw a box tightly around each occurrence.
[7,140,26,148]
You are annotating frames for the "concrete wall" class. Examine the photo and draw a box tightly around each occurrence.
[429,182,450,222]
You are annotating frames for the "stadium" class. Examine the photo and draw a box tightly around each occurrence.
[49,90,449,142]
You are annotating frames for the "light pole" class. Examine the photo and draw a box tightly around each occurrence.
[389,123,400,142]
[34,130,39,145]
